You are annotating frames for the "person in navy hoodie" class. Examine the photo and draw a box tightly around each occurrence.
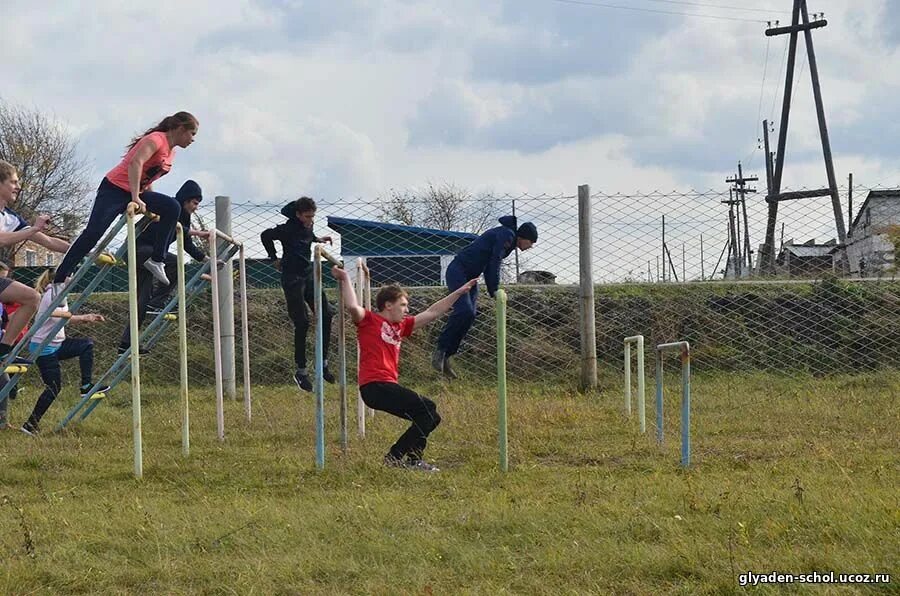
[260,196,335,391]
[117,179,210,354]
[432,215,537,379]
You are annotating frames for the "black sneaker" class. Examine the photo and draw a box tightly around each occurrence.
[80,384,111,398]
[442,355,458,380]
[406,458,441,473]
[2,355,33,367]
[20,421,39,437]
[322,367,336,384]
[383,454,408,468]
[293,371,313,392]
[431,349,446,374]
[117,345,150,356]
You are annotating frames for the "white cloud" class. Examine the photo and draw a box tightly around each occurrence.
[2,0,900,210]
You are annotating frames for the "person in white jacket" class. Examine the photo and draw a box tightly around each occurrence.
[20,270,109,436]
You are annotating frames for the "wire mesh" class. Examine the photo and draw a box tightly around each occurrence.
[4,183,897,417]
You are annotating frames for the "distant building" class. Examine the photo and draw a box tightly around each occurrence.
[776,238,838,277]
[326,217,478,287]
[9,241,63,269]
[518,270,557,284]
[845,190,900,276]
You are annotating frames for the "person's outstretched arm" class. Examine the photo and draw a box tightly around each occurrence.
[413,278,478,330]
[31,231,69,253]
[331,266,366,323]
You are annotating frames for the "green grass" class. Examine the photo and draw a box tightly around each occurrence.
[0,370,897,595]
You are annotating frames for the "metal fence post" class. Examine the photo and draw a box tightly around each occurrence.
[578,184,597,391]
[215,195,236,400]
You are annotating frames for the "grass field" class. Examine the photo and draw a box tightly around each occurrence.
[0,370,897,595]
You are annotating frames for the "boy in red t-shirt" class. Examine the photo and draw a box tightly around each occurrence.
[333,266,477,472]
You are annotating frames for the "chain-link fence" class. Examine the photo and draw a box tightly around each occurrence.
[7,183,897,403]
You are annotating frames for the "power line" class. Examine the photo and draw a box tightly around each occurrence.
[641,0,791,15]
[546,0,768,23]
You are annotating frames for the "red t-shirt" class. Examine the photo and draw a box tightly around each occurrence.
[357,310,415,386]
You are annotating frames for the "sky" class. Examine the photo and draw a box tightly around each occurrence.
[5,0,900,206]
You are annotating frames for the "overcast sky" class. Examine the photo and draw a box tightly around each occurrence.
[4,0,900,204]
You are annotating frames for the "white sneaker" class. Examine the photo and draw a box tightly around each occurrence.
[143,260,170,286]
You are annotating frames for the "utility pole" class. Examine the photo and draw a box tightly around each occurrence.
[726,163,758,277]
[759,1,848,274]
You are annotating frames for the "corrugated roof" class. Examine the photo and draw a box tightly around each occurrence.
[783,245,837,258]
[327,217,479,240]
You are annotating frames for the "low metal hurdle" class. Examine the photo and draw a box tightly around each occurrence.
[497,289,508,472]
[355,259,374,438]
[313,245,346,470]
[208,227,252,441]
[624,335,646,434]
[655,341,692,468]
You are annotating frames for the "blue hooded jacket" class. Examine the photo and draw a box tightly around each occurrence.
[451,215,519,297]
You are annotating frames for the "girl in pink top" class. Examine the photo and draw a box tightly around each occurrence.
[53,111,199,287]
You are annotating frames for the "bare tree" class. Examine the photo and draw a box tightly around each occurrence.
[0,99,92,262]
[378,181,498,234]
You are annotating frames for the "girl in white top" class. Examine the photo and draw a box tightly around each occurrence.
[20,270,108,436]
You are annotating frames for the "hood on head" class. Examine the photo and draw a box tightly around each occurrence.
[175,180,202,205]
[280,200,296,219]
[498,215,518,230]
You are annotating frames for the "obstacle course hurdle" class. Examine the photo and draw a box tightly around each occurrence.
[624,335,646,434]
[655,341,692,468]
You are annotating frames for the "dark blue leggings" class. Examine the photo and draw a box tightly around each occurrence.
[436,262,479,356]
[25,337,95,427]
[54,178,181,283]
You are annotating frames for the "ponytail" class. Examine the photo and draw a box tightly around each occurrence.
[34,269,53,294]
[126,111,198,151]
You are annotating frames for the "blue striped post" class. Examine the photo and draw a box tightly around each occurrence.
[655,341,692,468]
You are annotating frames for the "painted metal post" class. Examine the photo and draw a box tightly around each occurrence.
[497,289,508,472]
[314,246,326,469]
[624,335,646,434]
[680,346,692,468]
[209,228,225,441]
[127,205,143,479]
[655,341,692,468]
[239,245,252,422]
[177,224,190,456]
[215,196,237,400]
[337,274,348,453]
[356,259,366,438]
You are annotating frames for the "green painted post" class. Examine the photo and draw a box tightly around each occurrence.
[497,289,508,472]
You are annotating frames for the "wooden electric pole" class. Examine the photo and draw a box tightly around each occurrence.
[758,0,848,274]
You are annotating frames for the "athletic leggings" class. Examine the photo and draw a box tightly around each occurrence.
[25,338,95,428]
[360,382,441,460]
[54,178,180,283]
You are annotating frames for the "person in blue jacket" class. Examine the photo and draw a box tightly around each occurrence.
[432,215,537,378]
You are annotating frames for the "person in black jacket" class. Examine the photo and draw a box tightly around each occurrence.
[260,196,335,391]
[117,179,211,354]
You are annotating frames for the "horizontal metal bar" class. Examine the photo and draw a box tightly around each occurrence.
[657,341,690,353]
[765,19,826,37]
[212,228,241,247]
[317,245,343,267]
[766,188,832,202]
